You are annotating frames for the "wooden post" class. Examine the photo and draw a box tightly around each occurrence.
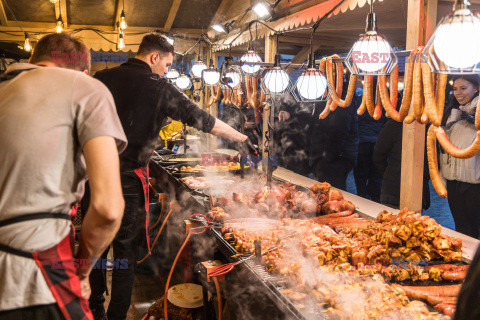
[400,0,437,211]
[263,35,277,158]
[210,53,219,152]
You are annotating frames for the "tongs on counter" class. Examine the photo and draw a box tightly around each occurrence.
[207,232,298,277]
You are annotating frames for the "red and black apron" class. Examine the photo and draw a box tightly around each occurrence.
[0,212,93,320]
[133,166,151,255]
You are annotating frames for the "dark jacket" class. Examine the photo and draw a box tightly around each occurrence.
[94,58,215,171]
[307,95,359,167]
[372,120,430,209]
[454,245,480,320]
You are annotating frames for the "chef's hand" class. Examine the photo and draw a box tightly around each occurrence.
[279,111,290,122]
[237,137,260,157]
[78,276,91,299]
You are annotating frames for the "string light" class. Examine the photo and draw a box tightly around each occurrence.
[55,15,64,33]
[117,31,125,49]
[24,32,32,52]
[119,10,127,30]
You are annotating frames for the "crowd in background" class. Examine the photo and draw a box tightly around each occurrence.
[218,73,480,240]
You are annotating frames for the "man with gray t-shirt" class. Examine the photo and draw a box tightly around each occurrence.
[0,33,127,320]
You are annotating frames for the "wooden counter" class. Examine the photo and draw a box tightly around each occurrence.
[216,148,480,262]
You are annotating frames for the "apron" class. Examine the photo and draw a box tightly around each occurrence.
[133,166,151,255]
[0,211,93,320]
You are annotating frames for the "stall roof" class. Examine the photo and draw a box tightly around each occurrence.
[0,0,480,55]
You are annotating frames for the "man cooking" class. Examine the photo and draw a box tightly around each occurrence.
[88,33,250,320]
[0,33,127,320]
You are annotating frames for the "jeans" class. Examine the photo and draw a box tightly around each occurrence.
[88,173,146,320]
[446,180,480,239]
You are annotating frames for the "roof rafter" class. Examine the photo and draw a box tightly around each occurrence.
[0,0,7,26]
[164,0,182,32]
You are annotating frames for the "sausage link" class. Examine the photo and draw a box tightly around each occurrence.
[427,126,448,197]
[435,126,480,159]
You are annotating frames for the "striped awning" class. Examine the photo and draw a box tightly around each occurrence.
[214,0,384,50]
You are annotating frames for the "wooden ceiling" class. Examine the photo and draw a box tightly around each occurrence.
[1,0,480,55]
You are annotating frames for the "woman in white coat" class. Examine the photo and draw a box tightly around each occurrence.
[440,75,480,239]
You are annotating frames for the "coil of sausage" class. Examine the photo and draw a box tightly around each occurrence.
[427,126,448,197]
[434,126,480,159]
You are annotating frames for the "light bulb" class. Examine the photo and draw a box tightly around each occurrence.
[398,81,405,91]
[350,34,392,72]
[225,71,240,87]
[241,50,262,74]
[296,69,327,100]
[191,61,207,78]
[203,69,220,85]
[50,0,58,3]
[118,33,125,49]
[432,10,480,69]
[55,18,64,33]
[24,34,32,52]
[119,11,127,30]
[253,2,270,18]
[212,24,227,33]
[264,68,290,93]
[166,68,180,79]
[175,74,192,90]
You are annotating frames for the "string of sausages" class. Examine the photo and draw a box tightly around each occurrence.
[320,50,480,198]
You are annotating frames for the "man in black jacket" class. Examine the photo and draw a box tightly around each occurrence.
[88,33,247,320]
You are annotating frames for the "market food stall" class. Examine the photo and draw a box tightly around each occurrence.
[2,0,480,319]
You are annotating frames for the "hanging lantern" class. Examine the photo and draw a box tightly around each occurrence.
[166,68,180,80]
[202,60,221,86]
[261,55,291,94]
[191,59,207,79]
[424,0,480,73]
[241,49,262,74]
[117,31,125,50]
[175,74,192,90]
[291,54,330,102]
[345,3,397,75]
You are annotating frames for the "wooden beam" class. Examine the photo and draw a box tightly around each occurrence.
[114,0,122,30]
[285,45,320,74]
[209,0,234,27]
[0,0,7,26]
[263,35,277,157]
[164,0,182,32]
[400,0,437,212]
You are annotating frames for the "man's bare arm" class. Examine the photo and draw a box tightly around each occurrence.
[76,136,124,281]
[209,118,247,142]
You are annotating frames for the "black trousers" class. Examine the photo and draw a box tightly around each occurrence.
[313,157,354,191]
[0,304,64,320]
[446,180,480,239]
[88,173,146,320]
[353,142,382,202]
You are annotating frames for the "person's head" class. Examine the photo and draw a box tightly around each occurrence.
[452,75,480,106]
[136,33,174,76]
[29,33,91,74]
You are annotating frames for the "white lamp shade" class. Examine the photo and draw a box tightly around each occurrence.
[241,51,262,74]
[432,11,480,69]
[166,68,180,79]
[264,68,290,93]
[164,36,174,45]
[175,75,192,90]
[350,35,393,72]
[191,61,207,78]
[225,71,240,87]
[203,69,221,85]
[296,69,327,100]
[212,24,226,33]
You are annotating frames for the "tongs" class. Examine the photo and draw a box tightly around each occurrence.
[188,213,223,234]
[207,232,297,277]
